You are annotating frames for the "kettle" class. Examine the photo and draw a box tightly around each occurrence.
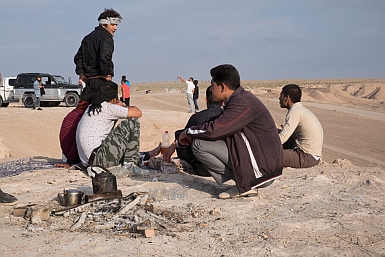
[92,172,117,194]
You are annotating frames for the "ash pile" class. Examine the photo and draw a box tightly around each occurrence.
[12,167,220,238]
[52,192,210,237]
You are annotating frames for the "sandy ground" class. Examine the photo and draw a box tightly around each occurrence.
[0,82,384,256]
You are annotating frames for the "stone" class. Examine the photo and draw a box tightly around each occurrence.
[30,205,49,221]
[144,229,155,238]
[12,207,28,217]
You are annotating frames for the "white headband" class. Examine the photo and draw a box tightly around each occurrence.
[99,17,122,25]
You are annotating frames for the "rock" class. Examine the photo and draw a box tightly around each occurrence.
[332,159,353,167]
[144,229,155,238]
[12,207,28,217]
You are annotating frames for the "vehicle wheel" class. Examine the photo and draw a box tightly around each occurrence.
[22,93,36,108]
[0,96,3,107]
[64,92,79,107]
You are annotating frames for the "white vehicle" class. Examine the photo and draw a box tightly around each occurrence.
[0,77,16,107]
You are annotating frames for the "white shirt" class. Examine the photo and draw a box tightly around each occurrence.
[76,102,128,166]
[279,102,324,157]
[186,80,195,95]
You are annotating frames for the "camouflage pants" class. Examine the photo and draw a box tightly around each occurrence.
[89,118,141,168]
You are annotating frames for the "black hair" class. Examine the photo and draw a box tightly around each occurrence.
[98,8,122,21]
[281,84,302,103]
[206,86,223,106]
[210,64,240,90]
[88,80,119,116]
[193,80,198,86]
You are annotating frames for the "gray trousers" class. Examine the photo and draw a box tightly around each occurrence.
[187,93,194,112]
[192,139,234,185]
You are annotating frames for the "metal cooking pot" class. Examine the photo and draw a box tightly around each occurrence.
[61,189,83,207]
[92,172,117,194]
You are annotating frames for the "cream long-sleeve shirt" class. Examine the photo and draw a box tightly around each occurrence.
[279,102,323,157]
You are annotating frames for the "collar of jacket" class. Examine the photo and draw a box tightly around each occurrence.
[223,86,244,109]
[94,25,113,36]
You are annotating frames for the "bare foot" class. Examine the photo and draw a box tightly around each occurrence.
[54,163,71,169]
[148,142,162,157]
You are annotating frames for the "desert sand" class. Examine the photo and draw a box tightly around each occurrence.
[0,80,384,256]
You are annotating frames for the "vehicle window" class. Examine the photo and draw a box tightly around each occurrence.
[29,76,36,84]
[42,76,49,85]
[17,76,29,85]
[9,79,16,86]
[53,76,68,84]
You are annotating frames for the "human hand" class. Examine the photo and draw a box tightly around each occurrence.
[178,130,192,146]
[117,100,124,107]
[162,143,176,163]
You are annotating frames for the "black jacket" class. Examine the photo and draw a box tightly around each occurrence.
[175,104,223,176]
[74,26,114,78]
[193,85,199,100]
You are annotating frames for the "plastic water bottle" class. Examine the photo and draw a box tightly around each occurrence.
[161,131,170,154]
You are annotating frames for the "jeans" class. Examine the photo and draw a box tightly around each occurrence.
[35,97,40,107]
[193,98,199,111]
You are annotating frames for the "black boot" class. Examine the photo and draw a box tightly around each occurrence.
[0,189,18,205]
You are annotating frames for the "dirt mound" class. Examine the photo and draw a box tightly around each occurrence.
[349,84,378,98]
[305,88,343,103]
[365,85,385,101]
[339,84,362,95]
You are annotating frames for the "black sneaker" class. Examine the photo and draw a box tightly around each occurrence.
[0,189,18,206]
[37,107,43,110]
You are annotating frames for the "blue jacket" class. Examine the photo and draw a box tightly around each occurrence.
[33,80,41,97]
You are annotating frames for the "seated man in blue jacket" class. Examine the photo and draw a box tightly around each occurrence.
[178,64,283,199]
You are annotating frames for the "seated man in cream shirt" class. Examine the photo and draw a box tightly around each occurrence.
[277,84,323,168]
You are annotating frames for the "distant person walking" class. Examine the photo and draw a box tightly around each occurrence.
[121,75,131,106]
[177,76,195,113]
[33,75,43,110]
[193,80,199,111]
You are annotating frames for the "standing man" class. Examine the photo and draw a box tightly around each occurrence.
[179,64,283,199]
[177,76,195,113]
[277,84,323,168]
[33,75,43,110]
[192,80,200,112]
[74,8,122,88]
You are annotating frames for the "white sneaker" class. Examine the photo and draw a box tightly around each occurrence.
[218,186,258,199]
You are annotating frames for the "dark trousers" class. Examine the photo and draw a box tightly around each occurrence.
[124,98,130,107]
[283,138,319,168]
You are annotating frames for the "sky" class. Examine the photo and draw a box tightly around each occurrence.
[1,0,384,83]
